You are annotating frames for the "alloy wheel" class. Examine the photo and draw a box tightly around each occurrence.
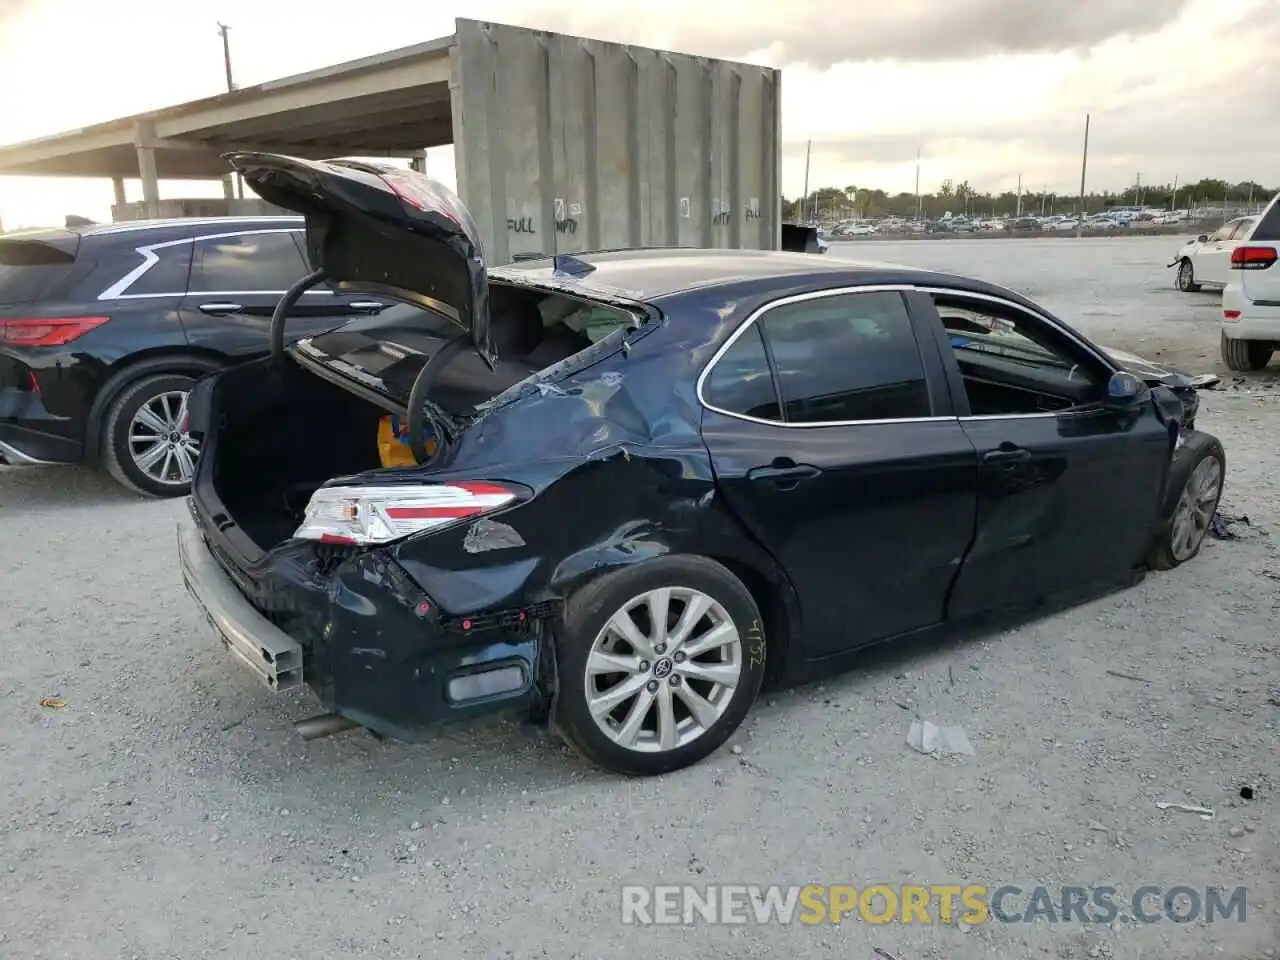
[1177,260,1193,291]
[583,587,743,753]
[1169,456,1222,562]
[127,390,200,486]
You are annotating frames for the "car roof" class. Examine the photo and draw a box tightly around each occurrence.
[492,247,1017,304]
[78,215,304,237]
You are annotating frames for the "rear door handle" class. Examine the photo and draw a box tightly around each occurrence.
[197,302,243,315]
[983,445,1032,464]
[348,301,386,314]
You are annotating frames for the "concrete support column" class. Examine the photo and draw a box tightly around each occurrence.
[111,176,126,205]
[409,151,427,174]
[222,175,235,199]
[136,146,159,206]
[132,119,161,216]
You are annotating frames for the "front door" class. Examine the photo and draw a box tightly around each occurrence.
[699,287,979,657]
[178,229,385,356]
[924,290,1174,617]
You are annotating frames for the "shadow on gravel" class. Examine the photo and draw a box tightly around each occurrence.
[0,464,147,509]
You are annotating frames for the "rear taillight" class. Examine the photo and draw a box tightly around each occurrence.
[294,481,525,546]
[1230,245,1278,270]
[0,316,109,346]
[1224,310,1242,321]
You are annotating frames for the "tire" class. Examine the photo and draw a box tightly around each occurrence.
[1220,331,1274,372]
[552,555,766,776]
[1176,258,1201,292]
[1147,432,1226,571]
[102,373,201,498]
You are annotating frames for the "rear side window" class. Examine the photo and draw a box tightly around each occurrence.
[759,291,931,423]
[126,244,193,296]
[188,232,306,293]
[702,324,782,420]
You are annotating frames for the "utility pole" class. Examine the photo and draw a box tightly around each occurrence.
[801,139,812,223]
[1135,171,1142,207]
[1074,113,1090,238]
[1170,175,1178,211]
[1041,184,1048,216]
[218,23,244,199]
[1016,174,1023,217]
[914,147,922,220]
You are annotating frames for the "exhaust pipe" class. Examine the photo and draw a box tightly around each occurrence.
[294,713,361,741]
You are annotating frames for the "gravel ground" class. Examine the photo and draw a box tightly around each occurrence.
[1,236,1277,959]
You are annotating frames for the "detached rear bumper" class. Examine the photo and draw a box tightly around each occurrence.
[178,520,304,691]
[177,516,545,740]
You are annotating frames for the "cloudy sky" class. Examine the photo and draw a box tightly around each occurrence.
[1,0,1278,227]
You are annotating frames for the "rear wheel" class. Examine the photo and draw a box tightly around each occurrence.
[1220,331,1273,372]
[1176,258,1200,292]
[552,556,766,776]
[102,373,201,497]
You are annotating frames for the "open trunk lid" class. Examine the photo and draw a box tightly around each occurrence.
[225,152,495,366]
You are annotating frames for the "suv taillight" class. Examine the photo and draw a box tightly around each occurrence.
[1230,245,1278,270]
[294,481,526,545]
[0,316,109,346]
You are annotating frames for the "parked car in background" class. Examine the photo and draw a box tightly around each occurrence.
[0,215,395,495]
[1170,216,1258,292]
[1221,192,1280,371]
[179,153,1227,776]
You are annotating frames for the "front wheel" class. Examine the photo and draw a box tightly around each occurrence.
[1220,331,1274,372]
[1176,258,1200,292]
[553,556,766,776]
[102,373,201,497]
[1148,433,1225,570]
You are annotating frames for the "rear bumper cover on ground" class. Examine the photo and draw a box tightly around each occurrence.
[177,515,543,740]
[178,520,305,691]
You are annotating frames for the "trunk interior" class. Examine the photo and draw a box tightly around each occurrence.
[206,282,638,555]
[210,360,387,553]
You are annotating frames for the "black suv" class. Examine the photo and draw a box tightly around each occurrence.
[0,216,396,495]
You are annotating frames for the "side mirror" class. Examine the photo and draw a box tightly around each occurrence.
[1103,370,1149,415]
[1197,234,1208,242]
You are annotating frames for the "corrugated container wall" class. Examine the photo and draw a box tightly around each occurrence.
[449,19,782,265]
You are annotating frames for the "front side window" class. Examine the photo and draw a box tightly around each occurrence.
[1210,222,1238,242]
[1229,218,1256,241]
[188,232,307,293]
[757,291,931,423]
[935,295,1107,415]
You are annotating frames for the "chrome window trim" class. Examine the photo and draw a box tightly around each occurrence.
[97,228,315,301]
[87,216,303,237]
[694,283,955,428]
[695,282,1117,428]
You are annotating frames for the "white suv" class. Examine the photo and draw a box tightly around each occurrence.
[1221,193,1280,370]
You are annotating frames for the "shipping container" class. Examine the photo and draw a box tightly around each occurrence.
[449,19,782,265]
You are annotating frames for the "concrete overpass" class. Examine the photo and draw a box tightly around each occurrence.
[0,32,453,207]
[0,19,783,262]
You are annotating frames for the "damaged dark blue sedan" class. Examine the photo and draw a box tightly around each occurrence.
[178,154,1226,776]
